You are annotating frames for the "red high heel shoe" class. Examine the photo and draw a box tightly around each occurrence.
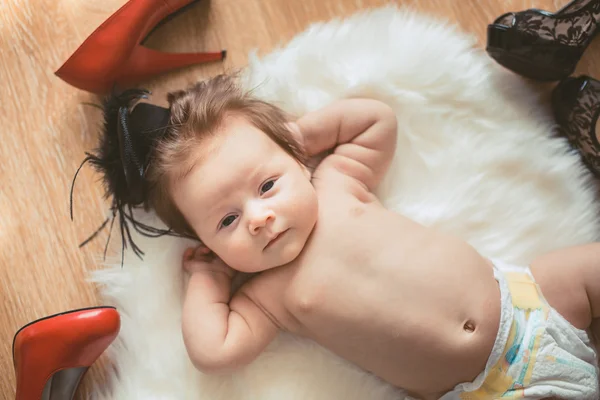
[13,307,120,400]
[55,0,226,94]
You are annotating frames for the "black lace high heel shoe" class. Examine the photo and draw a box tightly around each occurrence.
[487,0,600,81]
[552,75,600,176]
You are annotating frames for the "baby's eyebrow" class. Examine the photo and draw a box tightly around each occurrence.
[200,163,267,224]
[200,206,227,234]
[205,198,227,222]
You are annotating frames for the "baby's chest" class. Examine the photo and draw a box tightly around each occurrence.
[283,246,407,331]
[313,194,382,252]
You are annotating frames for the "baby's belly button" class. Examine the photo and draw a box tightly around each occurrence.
[463,320,476,333]
[462,282,502,337]
[457,311,500,367]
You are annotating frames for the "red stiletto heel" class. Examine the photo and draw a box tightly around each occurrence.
[55,0,226,94]
[13,307,120,400]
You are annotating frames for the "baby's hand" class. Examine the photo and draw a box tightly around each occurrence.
[182,246,235,279]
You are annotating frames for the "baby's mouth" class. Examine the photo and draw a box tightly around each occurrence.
[264,229,289,250]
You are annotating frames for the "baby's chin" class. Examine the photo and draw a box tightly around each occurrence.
[233,242,307,273]
[271,239,308,268]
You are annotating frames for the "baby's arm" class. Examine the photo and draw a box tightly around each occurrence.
[294,98,397,190]
[531,243,600,332]
[181,247,278,373]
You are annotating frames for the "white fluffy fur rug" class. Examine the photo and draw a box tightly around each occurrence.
[91,6,600,399]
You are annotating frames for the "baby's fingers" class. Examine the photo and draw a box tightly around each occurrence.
[183,248,194,261]
[183,245,211,261]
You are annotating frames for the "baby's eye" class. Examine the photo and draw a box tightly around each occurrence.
[220,215,237,228]
[260,179,276,195]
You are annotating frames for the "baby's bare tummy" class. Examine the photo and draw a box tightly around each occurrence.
[284,203,501,397]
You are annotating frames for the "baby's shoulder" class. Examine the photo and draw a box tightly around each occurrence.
[239,265,298,327]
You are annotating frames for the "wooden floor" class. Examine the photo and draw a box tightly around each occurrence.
[0,0,596,397]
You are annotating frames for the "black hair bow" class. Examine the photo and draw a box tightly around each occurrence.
[70,89,191,266]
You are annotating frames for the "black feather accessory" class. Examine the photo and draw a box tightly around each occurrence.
[70,89,192,265]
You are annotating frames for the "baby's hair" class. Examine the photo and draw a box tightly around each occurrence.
[146,74,307,240]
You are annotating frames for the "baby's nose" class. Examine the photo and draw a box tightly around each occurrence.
[248,209,275,234]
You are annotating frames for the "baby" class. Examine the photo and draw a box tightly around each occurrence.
[143,75,600,399]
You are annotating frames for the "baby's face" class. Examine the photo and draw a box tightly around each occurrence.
[172,115,318,273]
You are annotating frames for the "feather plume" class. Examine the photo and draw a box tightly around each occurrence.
[70,89,192,265]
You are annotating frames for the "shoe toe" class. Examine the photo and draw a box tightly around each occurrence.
[493,12,516,27]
